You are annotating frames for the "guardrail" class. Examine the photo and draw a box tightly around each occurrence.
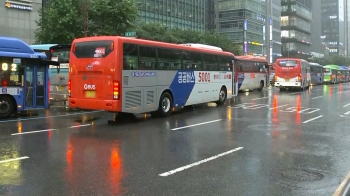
[333,172,350,196]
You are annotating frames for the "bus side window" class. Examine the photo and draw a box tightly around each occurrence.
[218,56,231,71]
[139,46,156,70]
[123,43,138,70]
[157,48,182,70]
[182,51,202,70]
[203,54,218,71]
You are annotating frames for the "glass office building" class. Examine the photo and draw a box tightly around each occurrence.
[321,0,346,56]
[215,0,267,55]
[280,0,312,60]
[137,0,207,32]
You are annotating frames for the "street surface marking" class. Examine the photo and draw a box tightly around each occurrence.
[343,103,350,107]
[251,97,268,100]
[332,170,350,196]
[302,115,323,123]
[288,92,302,95]
[229,103,269,109]
[69,124,91,128]
[159,147,243,177]
[311,96,323,99]
[0,156,29,164]
[280,107,320,114]
[171,119,222,131]
[269,104,289,110]
[0,111,102,123]
[11,129,57,135]
[345,111,350,115]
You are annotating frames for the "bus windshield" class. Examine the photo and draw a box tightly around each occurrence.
[278,60,298,67]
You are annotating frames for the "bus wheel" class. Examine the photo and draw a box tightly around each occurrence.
[0,96,15,118]
[156,92,173,117]
[258,81,264,91]
[216,87,227,105]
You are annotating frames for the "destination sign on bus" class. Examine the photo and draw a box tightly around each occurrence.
[1,63,18,71]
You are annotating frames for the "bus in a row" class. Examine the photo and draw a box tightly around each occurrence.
[273,59,350,90]
[30,44,71,103]
[0,37,59,118]
[67,36,242,117]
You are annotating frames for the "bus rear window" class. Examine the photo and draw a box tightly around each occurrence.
[278,60,298,67]
[51,49,70,63]
[73,40,113,58]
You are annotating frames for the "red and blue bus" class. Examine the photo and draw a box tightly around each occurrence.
[0,37,59,118]
[274,58,310,90]
[68,36,238,117]
[235,56,269,91]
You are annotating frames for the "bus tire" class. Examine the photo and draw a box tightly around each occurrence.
[216,86,227,105]
[0,95,15,118]
[156,92,173,117]
[258,81,264,91]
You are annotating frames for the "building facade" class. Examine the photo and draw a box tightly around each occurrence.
[137,0,207,32]
[266,0,282,62]
[321,0,346,56]
[281,0,312,60]
[0,0,41,44]
[214,0,267,56]
[310,0,325,57]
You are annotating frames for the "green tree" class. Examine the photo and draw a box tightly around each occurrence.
[35,0,82,44]
[88,0,138,36]
[35,0,138,43]
[325,55,350,65]
[134,23,241,55]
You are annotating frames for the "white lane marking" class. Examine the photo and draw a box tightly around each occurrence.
[269,104,289,110]
[302,115,323,123]
[0,111,102,123]
[311,96,323,99]
[343,103,350,107]
[159,147,243,177]
[171,119,222,131]
[251,97,268,100]
[345,111,350,115]
[11,129,57,136]
[69,124,91,128]
[0,156,29,164]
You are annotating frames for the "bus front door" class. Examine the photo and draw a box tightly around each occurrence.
[25,66,48,108]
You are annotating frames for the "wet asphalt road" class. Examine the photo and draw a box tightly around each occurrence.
[1,84,350,196]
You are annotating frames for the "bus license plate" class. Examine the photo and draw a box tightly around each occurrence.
[285,79,290,82]
[85,91,96,98]
[58,86,65,91]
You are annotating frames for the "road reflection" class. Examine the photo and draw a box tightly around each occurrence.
[65,133,124,195]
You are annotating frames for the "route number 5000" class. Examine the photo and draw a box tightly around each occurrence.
[198,72,210,82]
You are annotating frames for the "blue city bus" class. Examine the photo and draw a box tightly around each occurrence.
[309,62,324,85]
[30,44,71,102]
[0,37,59,118]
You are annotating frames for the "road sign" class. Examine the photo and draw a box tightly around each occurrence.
[125,32,136,37]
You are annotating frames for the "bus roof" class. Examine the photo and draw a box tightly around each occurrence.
[30,44,58,50]
[323,65,340,70]
[338,66,349,70]
[276,58,308,62]
[309,62,323,67]
[235,55,268,62]
[71,36,236,57]
[0,36,47,59]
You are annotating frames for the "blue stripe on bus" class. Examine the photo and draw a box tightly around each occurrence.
[169,70,196,107]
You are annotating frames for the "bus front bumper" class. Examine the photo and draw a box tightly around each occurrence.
[275,82,301,87]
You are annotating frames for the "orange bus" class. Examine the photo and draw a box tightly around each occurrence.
[274,58,311,90]
[68,36,238,117]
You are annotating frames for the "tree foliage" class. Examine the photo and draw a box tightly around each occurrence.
[133,23,241,55]
[35,0,138,44]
